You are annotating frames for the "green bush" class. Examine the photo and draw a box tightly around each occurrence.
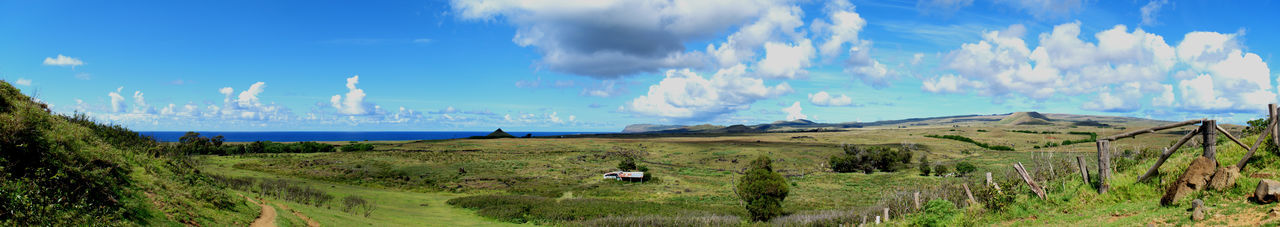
[918,156,932,176]
[912,199,960,227]
[933,164,950,177]
[478,205,530,223]
[737,156,789,222]
[340,142,375,152]
[618,158,637,171]
[829,145,913,173]
[954,162,976,177]
[924,135,1014,151]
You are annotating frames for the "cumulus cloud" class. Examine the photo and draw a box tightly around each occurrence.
[330,75,375,115]
[627,66,792,120]
[923,22,1273,114]
[108,87,126,113]
[219,82,292,121]
[782,101,807,120]
[14,78,31,86]
[451,0,790,78]
[755,39,815,79]
[43,54,84,68]
[811,1,893,87]
[808,91,854,107]
[1140,0,1169,26]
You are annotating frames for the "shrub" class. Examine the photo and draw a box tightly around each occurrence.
[912,199,960,227]
[933,164,950,177]
[918,156,931,176]
[340,142,375,152]
[954,162,976,177]
[737,156,789,222]
[478,205,530,223]
[341,195,376,217]
[924,135,1014,151]
[617,158,637,171]
[829,145,913,173]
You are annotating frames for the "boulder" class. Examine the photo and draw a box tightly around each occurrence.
[1254,179,1280,203]
[1161,157,1218,206]
[1190,199,1204,221]
[1207,166,1240,191]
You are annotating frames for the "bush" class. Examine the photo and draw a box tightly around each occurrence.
[918,156,931,176]
[341,195,376,217]
[933,164,950,177]
[954,162,976,177]
[924,135,1014,151]
[478,205,530,223]
[617,158,637,171]
[829,145,913,173]
[912,199,960,227]
[340,142,375,152]
[737,156,789,222]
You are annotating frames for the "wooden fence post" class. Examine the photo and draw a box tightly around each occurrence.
[963,183,976,205]
[1238,115,1276,170]
[1097,140,1111,194]
[1138,128,1200,182]
[986,172,1002,193]
[913,191,921,210]
[1202,120,1217,159]
[1273,104,1279,150]
[1076,156,1089,184]
[883,208,890,222]
[1014,162,1046,199]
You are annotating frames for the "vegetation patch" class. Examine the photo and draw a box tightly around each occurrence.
[924,135,1015,151]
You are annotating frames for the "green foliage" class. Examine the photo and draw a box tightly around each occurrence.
[737,156,789,222]
[912,199,960,227]
[340,142,375,152]
[0,81,251,225]
[618,158,637,171]
[448,195,728,224]
[918,156,932,176]
[924,135,1015,151]
[341,195,376,217]
[829,145,913,173]
[954,162,976,177]
[933,164,950,176]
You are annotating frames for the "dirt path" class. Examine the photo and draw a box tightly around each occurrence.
[272,201,321,227]
[242,195,277,227]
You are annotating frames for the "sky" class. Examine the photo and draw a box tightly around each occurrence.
[1,0,1278,132]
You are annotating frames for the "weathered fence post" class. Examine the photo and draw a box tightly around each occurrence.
[1203,120,1217,159]
[963,183,976,205]
[986,172,1002,193]
[1076,156,1089,184]
[1138,128,1199,182]
[913,191,921,210]
[883,208,890,222]
[1274,104,1279,150]
[1238,113,1276,170]
[1097,140,1112,193]
[1014,162,1046,199]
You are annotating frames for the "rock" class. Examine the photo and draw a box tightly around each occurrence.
[1161,157,1218,206]
[1191,199,1204,221]
[1270,207,1280,217]
[1254,179,1280,203]
[1208,166,1240,191]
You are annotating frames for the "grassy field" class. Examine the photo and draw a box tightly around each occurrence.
[188,113,1280,225]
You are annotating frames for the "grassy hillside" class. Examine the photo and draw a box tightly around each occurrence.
[0,81,256,225]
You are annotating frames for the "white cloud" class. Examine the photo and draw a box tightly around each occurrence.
[627,66,791,120]
[131,90,154,114]
[108,87,126,113]
[43,54,84,68]
[14,78,31,86]
[706,5,806,69]
[451,0,787,78]
[811,1,893,87]
[925,22,1273,114]
[782,101,807,120]
[808,91,854,107]
[754,39,815,79]
[581,80,627,97]
[1140,0,1169,26]
[911,53,925,65]
[330,75,374,115]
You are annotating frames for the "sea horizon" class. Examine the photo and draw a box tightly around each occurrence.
[139,131,611,142]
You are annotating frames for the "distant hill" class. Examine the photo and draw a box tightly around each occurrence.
[0,80,253,225]
[622,124,686,133]
[998,111,1053,125]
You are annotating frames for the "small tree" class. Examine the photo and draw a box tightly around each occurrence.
[618,158,637,171]
[954,162,977,177]
[737,156,789,222]
[934,164,950,177]
[918,156,931,176]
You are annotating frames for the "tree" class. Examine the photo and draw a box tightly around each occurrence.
[737,156,789,222]
[918,156,932,176]
[934,164,950,177]
[211,135,225,147]
[617,158,637,171]
[954,162,977,177]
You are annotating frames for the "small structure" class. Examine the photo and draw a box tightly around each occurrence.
[602,171,645,182]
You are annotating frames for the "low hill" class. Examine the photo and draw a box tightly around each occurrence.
[622,124,685,133]
[998,111,1053,125]
[0,81,254,225]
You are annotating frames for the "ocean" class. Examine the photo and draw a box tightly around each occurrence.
[138,131,609,142]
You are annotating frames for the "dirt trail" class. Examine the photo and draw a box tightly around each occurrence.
[272,201,321,227]
[242,195,277,227]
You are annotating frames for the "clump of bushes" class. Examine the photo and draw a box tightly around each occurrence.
[341,195,376,217]
[829,145,913,173]
[447,194,719,224]
[340,142,375,152]
[924,135,1014,151]
[209,175,337,210]
[912,199,960,227]
[954,162,976,177]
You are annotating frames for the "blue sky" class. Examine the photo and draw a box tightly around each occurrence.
[2,0,1277,131]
